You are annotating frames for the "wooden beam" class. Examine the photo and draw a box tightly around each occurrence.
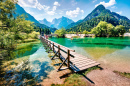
[58,45,60,58]
[51,51,58,60]
[53,43,54,52]
[67,49,70,68]
[58,56,68,71]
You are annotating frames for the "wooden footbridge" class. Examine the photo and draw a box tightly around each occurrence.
[40,36,100,72]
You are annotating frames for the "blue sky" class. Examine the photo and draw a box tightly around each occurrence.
[18,0,130,22]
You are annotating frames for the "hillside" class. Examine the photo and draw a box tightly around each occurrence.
[67,5,130,32]
[14,4,57,33]
[14,4,39,23]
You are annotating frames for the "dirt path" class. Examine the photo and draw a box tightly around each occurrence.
[37,54,130,86]
[86,67,130,86]
[37,69,72,86]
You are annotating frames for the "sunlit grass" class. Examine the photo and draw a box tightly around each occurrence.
[51,66,100,86]
[114,71,130,78]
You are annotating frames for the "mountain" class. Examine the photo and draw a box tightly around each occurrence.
[34,23,57,33]
[67,5,130,32]
[14,4,39,23]
[39,19,52,27]
[39,16,74,29]
[52,16,74,29]
[14,4,57,33]
[65,20,83,29]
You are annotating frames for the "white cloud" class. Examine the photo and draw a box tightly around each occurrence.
[93,0,97,3]
[47,11,56,15]
[66,7,84,17]
[18,0,38,8]
[116,11,122,15]
[47,2,60,15]
[111,6,117,9]
[18,0,60,15]
[54,1,60,6]
[24,9,34,15]
[95,0,116,8]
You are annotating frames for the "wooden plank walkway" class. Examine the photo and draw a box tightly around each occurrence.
[40,36,100,72]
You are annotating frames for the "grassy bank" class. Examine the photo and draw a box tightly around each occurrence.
[51,66,100,86]
[0,39,40,85]
[114,71,130,78]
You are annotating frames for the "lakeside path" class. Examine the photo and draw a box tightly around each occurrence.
[37,37,130,86]
[37,64,130,86]
[37,48,130,86]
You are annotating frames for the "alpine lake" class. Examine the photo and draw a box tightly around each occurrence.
[2,37,130,85]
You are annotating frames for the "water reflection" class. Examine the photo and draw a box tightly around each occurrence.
[28,47,54,82]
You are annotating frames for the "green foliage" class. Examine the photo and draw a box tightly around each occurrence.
[115,25,126,35]
[66,5,130,32]
[91,21,126,37]
[34,23,57,33]
[0,0,17,25]
[83,30,88,34]
[54,27,66,37]
[0,0,39,60]
[114,71,130,78]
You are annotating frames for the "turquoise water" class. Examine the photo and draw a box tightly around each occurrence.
[50,37,130,72]
[14,37,130,80]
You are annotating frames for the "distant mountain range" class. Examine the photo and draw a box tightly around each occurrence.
[14,4,130,33]
[66,5,130,32]
[14,4,57,33]
[39,16,74,29]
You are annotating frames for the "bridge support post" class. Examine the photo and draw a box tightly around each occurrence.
[58,45,60,58]
[67,49,70,68]
[53,43,54,52]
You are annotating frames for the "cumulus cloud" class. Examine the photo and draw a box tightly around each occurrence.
[18,0,60,15]
[66,7,84,17]
[95,0,116,8]
[116,11,122,15]
[18,0,38,8]
[54,1,60,6]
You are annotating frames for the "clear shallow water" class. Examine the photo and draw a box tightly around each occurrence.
[15,42,54,82]
[50,37,130,72]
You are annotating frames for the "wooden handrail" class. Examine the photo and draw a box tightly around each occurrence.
[41,36,75,57]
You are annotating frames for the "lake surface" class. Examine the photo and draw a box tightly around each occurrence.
[50,37,130,72]
[13,37,130,83]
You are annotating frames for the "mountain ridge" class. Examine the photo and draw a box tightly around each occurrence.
[14,4,57,33]
[66,5,130,31]
[39,16,74,29]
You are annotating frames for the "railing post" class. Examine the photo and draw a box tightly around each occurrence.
[50,42,51,49]
[53,43,54,52]
[67,49,70,68]
[58,45,60,58]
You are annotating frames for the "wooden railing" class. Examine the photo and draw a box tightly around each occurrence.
[40,36,75,70]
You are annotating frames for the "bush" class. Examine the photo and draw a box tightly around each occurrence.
[28,31,40,39]
[91,21,126,37]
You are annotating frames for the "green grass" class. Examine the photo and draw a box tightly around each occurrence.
[114,71,130,78]
[17,40,40,50]
[51,66,100,86]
